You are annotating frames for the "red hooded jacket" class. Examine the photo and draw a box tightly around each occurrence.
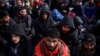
[33,38,70,56]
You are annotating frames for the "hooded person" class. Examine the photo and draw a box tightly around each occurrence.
[4,24,32,56]
[57,16,78,46]
[33,4,57,45]
[33,27,70,56]
[71,33,99,56]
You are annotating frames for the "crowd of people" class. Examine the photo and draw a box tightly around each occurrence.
[0,0,100,56]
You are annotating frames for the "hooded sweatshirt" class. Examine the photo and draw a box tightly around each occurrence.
[4,24,31,56]
[34,4,56,39]
[33,38,70,56]
[77,33,97,56]
[57,16,77,45]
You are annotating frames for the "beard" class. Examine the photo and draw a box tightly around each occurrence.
[45,44,58,51]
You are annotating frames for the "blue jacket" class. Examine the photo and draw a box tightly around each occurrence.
[83,2,96,18]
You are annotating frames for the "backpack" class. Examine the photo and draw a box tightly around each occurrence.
[52,9,64,21]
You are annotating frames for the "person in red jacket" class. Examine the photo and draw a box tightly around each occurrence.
[33,27,70,56]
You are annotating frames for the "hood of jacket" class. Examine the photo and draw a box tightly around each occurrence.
[40,3,50,19]
[10,24,26,37]
[34,38,69,56]
[82,33,96,45]
[59,16,76,32]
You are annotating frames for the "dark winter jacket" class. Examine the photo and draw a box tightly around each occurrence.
[34,8,56,43]
[57,16,77,45]
[4,24,32,56]
[83,2,96,19]
[0,20,16,54]
[92,23,100,46]
[0,35,7,56]
[74,16,83,28]
[73,4,84,17]
[0,19,16,42]
[72,47,99,56]
[13,14,32,36]
[71,33,99,56]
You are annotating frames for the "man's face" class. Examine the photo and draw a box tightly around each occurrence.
[19,9,27,16]
[45,37,59,51]
[61,25,70,33]
[16,0,23,7]
[83,42,95,50]
[42,13,48,20]
[2,15,10,23]
[11,34,21,44]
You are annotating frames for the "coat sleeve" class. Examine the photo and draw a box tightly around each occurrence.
[62,45,70,56]
[33,44,43,56]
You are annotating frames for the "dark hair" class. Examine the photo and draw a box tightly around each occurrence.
[18,7,28,15]
[0,10,9,18]
[82,33,96,44]
[44,27,60,38]
[20,7,27,10]
[18,7,28,13]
